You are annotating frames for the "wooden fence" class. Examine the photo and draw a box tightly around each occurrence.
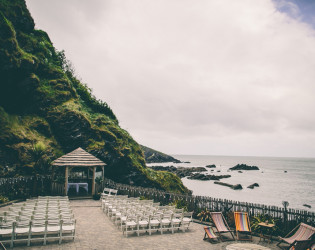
[1,175,314,233]
[97,177,315,231]
[0,176,53,200]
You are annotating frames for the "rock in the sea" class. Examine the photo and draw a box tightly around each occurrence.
[247,183,259,189]
[284,170,287,173]
[233,184,243,190]
[214,181,243,190]
[205,164,216,168]
[229,164,259,171]
[238,171,243,173]
[303,204,311,209]
[188,173,231,181]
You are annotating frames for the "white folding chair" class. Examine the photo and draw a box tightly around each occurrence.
[123,215,137,237]
[0,221,14,248]
[28,220,45,246]
[61,219,76,243]
[171,208,183,233]
[182,211,193,232]
[45,219,61,245]
[148,214,161,235]
[14,221,31,246]
[137,215,149,236]
[160,212,172,234]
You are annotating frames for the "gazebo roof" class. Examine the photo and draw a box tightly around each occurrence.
[52,147,106,167]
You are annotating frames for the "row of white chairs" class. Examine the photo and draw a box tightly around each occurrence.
[0,218,76,248]
[101,193,193,237]
[1,212,74,224]
[2,204,73,224]
[13,198,70,206]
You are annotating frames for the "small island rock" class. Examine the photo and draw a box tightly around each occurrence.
[247,183,259,189]
[205,164,216,168]
[303,204,311,209]
[214,181,243,190]
[229,164,259,171]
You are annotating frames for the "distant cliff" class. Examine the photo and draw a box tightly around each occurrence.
[0,0,188,193]
[140,145,181,163]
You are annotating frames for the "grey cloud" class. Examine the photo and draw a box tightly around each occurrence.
[26,0,315,157]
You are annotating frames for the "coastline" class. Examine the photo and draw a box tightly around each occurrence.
[147,154,315,212]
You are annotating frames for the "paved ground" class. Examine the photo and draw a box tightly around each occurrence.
[2,199,281,250]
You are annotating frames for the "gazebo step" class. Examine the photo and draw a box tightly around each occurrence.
[69,196,93,200]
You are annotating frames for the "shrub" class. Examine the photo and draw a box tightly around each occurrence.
[169,199,188,211]
[197,208,213,223]
[95,176,103,185]
[0,195,9,204]
[250,213,278,235]
[93,193,101,200]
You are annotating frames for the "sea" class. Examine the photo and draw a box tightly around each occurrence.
[147,155,315,212]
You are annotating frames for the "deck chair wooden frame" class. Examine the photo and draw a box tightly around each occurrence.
[0,241,5,250]
[289,239,314,250]
[203,226,219,243]
[277,223,315,249]
[234,212,252,241]
[210,212,235,241]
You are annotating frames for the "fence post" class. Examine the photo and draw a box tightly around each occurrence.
[282,201,289,232]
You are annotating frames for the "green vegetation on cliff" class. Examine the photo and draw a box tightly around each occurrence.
[0,0,188,193]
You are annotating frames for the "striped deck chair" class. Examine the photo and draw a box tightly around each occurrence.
[234,212,252,241]
[203,226,219,243]
[210,212,235,241]
[277,223,315,249]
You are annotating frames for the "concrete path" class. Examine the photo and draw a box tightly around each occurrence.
[2,199,280,250]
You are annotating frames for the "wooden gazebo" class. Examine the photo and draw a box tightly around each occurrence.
[52,147,106,196]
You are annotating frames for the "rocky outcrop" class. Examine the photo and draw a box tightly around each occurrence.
[149,166,206,178]
[149,165,231,181]
[214,181,243,190]
[247,183,259,189]
[229,164,259,171]
[140,145,181,163]
[188,173,231,181]
[205,164,216,168]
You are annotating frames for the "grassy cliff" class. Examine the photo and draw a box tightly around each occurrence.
[0,0,188,194]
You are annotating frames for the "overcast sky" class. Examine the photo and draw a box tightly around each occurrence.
[25,0,315,158]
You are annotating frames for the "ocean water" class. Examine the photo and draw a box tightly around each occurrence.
[148,155,315,212]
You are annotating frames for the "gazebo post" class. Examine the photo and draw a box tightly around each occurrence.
[102,166,104,181]
[92,166,96,195]
[65,166,69,196]
[51,167,55,193]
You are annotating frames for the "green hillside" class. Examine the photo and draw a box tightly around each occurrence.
[0,0,188,193]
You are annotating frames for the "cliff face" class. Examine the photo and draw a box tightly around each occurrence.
[0,0,188,193]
